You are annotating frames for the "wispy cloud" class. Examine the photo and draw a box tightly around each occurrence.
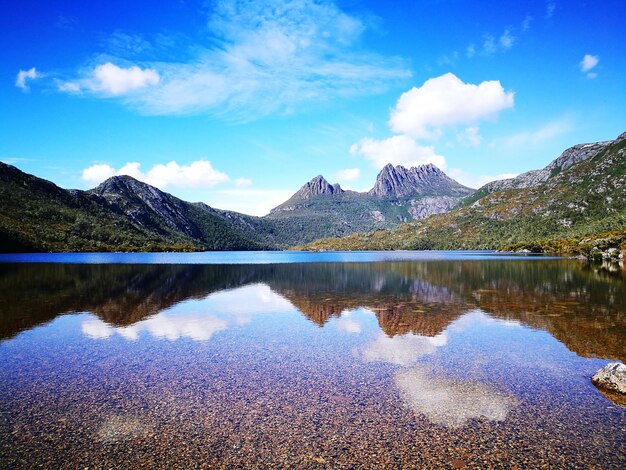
[15,67,41,91]
[546,1,556,19]
[457,126,482,148]
[501,117,573,148]
[105,31,152,57]
[56,0,410,119]
[333,168,361,182]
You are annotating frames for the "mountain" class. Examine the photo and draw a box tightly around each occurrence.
[369,163,472,198]
[0,163,273,252]
[265,163,474,246]
[270,175,344,212]
[301,132,626,256]
[0,159,474,252]
[6,131,622,254]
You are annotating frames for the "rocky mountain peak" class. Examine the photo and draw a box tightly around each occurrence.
[269,174,344,213]
[92,175,162,199]
[88,175,201,237]
[483,132,623,193]
[369,163,472,198]
[293,175,343,200]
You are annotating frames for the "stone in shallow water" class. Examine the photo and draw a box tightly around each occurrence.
[591,363,626,395]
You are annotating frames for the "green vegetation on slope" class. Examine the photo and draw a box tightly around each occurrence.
[299,136,626,254]
[0,164,267,252]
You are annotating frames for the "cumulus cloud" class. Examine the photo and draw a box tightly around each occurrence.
[389,73,514,139]
[15,67,40,91]
[580,54,599,78]
[58,0,409,118]
[205,188,297,216]
[61,62,160,95]
[350,135,446,170]
[333,168,361,182]
[81,160,229,188]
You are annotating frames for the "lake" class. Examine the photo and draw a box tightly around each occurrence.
[0,251,624,468]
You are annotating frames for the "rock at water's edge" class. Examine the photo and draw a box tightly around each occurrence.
[591,363,626,395]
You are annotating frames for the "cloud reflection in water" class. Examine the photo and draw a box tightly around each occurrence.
[361,310,519,427]
[81,284,294,341]
[395,367,517,428]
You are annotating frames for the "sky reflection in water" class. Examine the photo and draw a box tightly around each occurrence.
[1,257,625,468]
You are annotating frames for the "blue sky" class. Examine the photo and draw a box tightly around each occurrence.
[2,0,625,215]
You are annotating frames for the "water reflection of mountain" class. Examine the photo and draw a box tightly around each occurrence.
[0,260,624,361]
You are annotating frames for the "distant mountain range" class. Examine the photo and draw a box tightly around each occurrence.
[0,157,474,252]
[304,132,626,255]
[1,131,624,253]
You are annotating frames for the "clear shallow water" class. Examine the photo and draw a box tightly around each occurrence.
[0,253,625,468]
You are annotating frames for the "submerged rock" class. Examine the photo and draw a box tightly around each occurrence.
[592,363,626,395]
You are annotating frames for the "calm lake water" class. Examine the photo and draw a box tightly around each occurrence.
[1,251,625,468]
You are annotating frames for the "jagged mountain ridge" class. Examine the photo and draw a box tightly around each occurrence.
[302,131,626,252]
[482,134,624,193]
[265,163,475,245]
[3,132,624,253]
[369,163,473,198]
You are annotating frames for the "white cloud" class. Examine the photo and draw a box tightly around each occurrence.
[333,168,361,182]
[58,0,409,118]
[81,160,230,188]
[61,62,160,96]
[546,1,556,18]
[15,67,40,91]
[389,73,514,139]
[58,81,81,93]
[457,126,482,147]
[580,54,599,72]
[350,135,446,170]
[580,54,599,78]
[205,188,296,216]
[465,44,476,58]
